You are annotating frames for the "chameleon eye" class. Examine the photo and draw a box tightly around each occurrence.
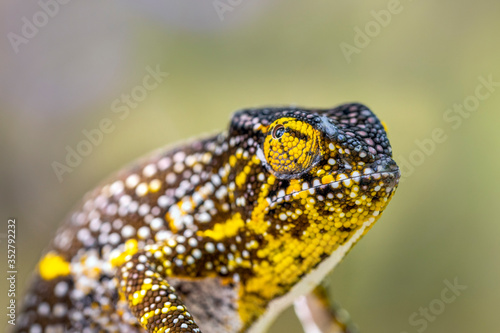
[272,125,285,139]
[263,117,322,177]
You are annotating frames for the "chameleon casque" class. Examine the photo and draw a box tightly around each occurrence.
[16,103,400,333]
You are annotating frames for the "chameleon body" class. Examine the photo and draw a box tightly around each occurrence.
[16,103,400,333]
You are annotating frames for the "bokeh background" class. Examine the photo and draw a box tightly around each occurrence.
[1,0,499,332]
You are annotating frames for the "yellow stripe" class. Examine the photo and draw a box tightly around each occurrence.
[197,213,245,241]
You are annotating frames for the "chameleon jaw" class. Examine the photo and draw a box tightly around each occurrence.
[270,169,400,204]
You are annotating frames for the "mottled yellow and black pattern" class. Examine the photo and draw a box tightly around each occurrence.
[16,104,400,333]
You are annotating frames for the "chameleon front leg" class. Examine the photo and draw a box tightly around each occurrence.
[117,243,202,333]
[294,285,358,333]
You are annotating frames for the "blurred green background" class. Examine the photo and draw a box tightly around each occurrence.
[1,0,499,332]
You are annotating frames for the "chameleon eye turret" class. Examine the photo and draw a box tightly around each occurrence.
[16,103,399,333]
[262,117,324,178]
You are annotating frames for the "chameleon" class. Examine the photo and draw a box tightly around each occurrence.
[15,103,400,333]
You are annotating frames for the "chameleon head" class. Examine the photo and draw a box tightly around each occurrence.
[259,105,400,227]
[229,104,400,299]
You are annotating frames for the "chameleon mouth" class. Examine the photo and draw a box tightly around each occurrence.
[270,169,400,204]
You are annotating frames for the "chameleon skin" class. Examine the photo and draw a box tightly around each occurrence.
[16,103,400,333]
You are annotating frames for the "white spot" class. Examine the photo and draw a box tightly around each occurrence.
[105,203,118,216]
[138,226,151,239]
[30,325,42,333]
[74,212,87,226]
[158,157,172,170]
[128,201,139,214]
[202,152,212,164]
[192,249,202,259]
[138,203,150,216]
[119,195,132,207]
[162,246,173,257]
[166,173,177,184]
[167,239,177,248]
[143,164,157,178]
[38,302,50,316]
[157,195,172,208]
[174,151,186,162]
[185,155,196,167]
[198,212,211,223]
[155,230,172,242]
[215,186,227,200]
[136,183,148,197]
[337,173,347,181]
[110,181,124,195]
[188,237,198,247]
[190,174,200,185]
[205,242,215,253]
[181,200,193,213]
[150,218,164,230]
[88,218,101,232]
[112,218,123,230]
[54,282,68,298]
[109,233,121,245]
[100,222,112,234]
[53,303,67,317]
[98,233,109,244]
[121,225,135,238]
[193,164,203,173]
[173,163,184,173]
[151,206,161,216]
[204,200,214,210]
[126,174,140,188]
[211,174,221,186]
[343,179,352,187]
[76,228,92,243]
[176,245,186,254]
